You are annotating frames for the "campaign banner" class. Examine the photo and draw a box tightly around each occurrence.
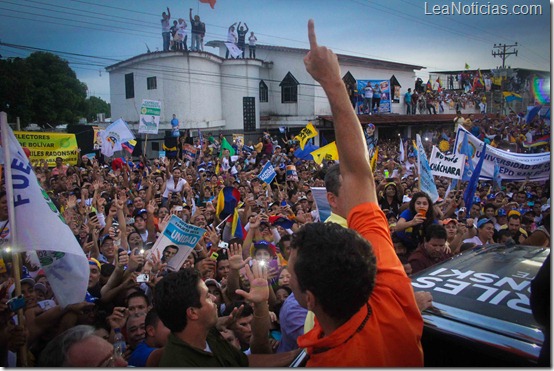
[356,79,392,114]
[14,131,79,166]
[429,146,466,179]
[225,42,243,58]
[139,99,161,134]
[453,127,550,181]
[258,161,276,184]
[182,143,197,161]
[146,215,206,272]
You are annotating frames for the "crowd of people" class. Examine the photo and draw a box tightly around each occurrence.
[160,7,258,58]
[0,20,550,367]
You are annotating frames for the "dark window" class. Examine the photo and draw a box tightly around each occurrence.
[125,73,134,99]
[147,76,157,90]
[243,97,256,132]
[259,80,268,103]
[280,72,299,103]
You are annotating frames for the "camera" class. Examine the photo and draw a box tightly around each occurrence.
[209,252,219,261]
[136,273,150,283]
[218,241,229,249]
[7,295,26,312]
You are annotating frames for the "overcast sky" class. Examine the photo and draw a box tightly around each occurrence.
[0,0,550,103]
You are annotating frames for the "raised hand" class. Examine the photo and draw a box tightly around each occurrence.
[303,19,341,88]
[228,242,245,270]
[235,260,269,305]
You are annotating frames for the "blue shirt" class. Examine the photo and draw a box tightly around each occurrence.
[128,340,157,367]
[276,293,308,353]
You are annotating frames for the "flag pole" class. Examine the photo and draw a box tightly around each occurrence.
[0,112,28,366]
[143,134,148,157]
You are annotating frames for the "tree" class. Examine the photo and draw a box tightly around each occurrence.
[0,52,88,128]
[85,96,111,123]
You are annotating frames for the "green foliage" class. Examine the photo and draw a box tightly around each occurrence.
[0,52,92,128]
[85,96,111,123]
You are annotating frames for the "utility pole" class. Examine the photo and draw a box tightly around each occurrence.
[492,43,518,69]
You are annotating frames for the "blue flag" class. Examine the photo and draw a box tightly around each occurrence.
[416,134,439,203]
[258,161,276,184]
[493,158,502,191]
[460,131,475,181]
[463,143,487,212]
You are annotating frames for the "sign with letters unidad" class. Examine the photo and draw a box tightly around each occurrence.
[146,215,206,271]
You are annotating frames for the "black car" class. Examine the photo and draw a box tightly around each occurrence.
[411,243,549,366]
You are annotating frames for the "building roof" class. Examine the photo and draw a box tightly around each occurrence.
[206,40,425,71]
[430,68,550,77]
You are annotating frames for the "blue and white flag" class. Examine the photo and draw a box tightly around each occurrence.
[464,143,487,212]
[493,157,502,190]
[399,137,405,162]
[459,131,475,181]
[416,134,439,203]
[258,161,276,184]
[1,116,89,308]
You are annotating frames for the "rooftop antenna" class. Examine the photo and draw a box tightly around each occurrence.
[145,42,151,53]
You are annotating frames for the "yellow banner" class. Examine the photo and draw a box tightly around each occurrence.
[294,122,318,150]
[310,141,339,165]
[370,147,379,172]
[14,131,79,166]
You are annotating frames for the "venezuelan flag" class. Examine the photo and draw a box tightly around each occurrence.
[121,139,136,154]
[216,186,241,220]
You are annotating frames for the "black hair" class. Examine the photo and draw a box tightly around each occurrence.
[145,308,161,329]
[223,301,253,318]
[126,290,151,307]
[154,268,201,332]
[424,224,448,242]
[324,163,341,196]
[290,222,377,322]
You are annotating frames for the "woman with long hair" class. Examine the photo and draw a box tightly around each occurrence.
[394,191,437,252]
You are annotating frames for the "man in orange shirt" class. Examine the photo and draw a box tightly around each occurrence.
[287,19,424,367]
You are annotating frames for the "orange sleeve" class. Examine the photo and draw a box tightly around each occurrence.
[347,202,403,270]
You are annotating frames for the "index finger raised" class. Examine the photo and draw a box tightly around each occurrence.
[307,19,317,50]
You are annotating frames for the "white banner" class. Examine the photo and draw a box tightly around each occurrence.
[224,42,243,58]
[139,99,161,134]
[146,215,206,272]
[429,146,466,179]
[453,127,550,181]
[1,117,89,308]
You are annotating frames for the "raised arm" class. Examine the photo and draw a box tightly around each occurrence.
[303,19,376,216]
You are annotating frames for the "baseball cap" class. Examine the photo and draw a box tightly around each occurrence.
[441,218,458,225]
[99,234,113,246]
[275,145,281,149]
[541,204,551,212]
[508,210,521,217]
[134,208,148,218]
[496,208,507,216]
[205,278,221,290]
[88,258,101,270]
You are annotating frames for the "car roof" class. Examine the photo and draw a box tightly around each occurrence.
[411,243,548,348]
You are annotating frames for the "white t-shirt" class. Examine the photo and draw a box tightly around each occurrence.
[162,176,188,198]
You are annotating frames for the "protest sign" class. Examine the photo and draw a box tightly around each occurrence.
[429,146,466,179]
[14,131,78,166]
[286,164,298,182]
[453,127,550,181]
[139,99,161,134]
[147,215,206,272]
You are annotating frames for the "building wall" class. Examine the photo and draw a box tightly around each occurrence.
[108,48,423,132]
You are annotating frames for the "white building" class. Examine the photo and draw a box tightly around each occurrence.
[106,42,424,134]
